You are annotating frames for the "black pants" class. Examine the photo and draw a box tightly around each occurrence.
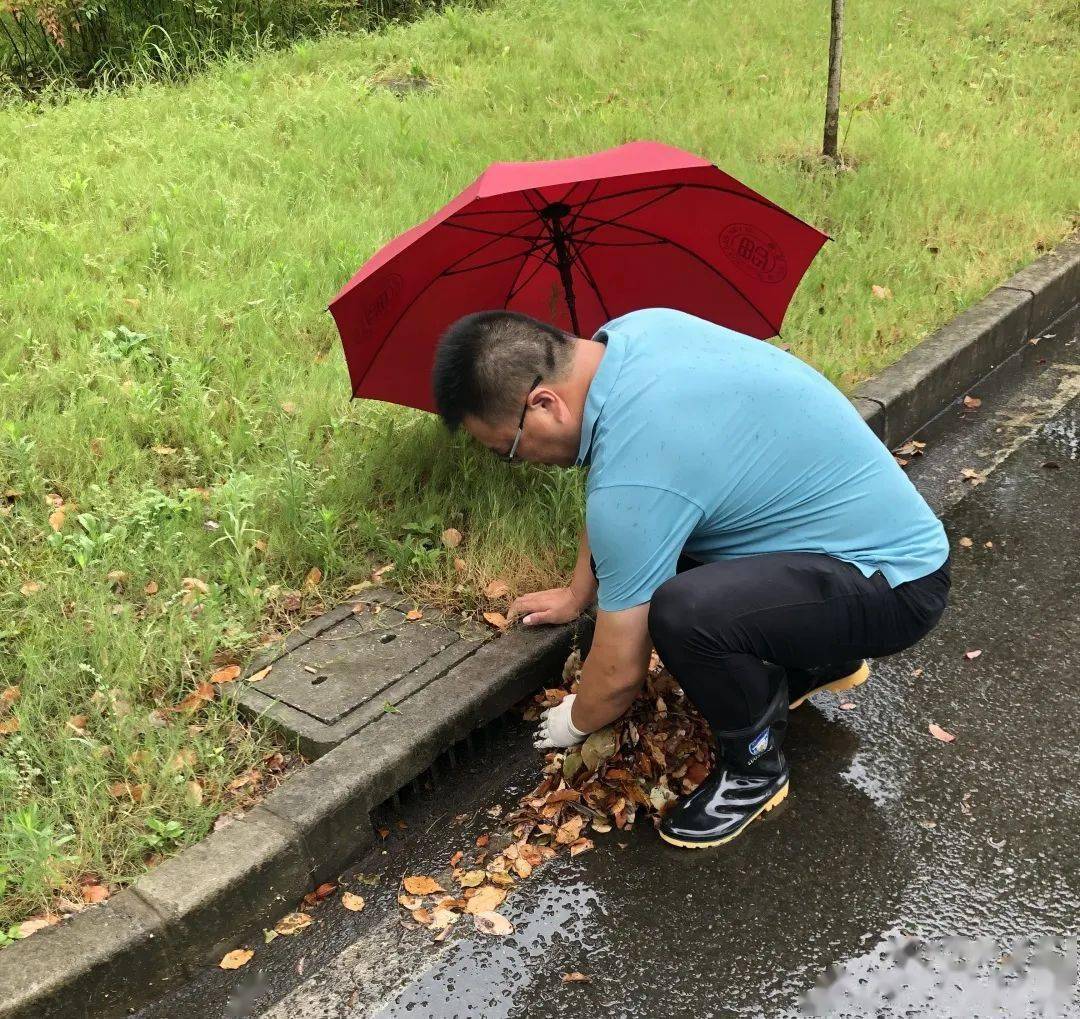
[644,551,951,733]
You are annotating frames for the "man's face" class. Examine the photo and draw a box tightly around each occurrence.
[463,387,581,468]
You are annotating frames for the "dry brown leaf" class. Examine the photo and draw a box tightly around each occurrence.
[168,749,197,771]
[563,972,590,983]
[964,649,982,660]
[406,608,424,621]
[274,912,313,936]
[372,563,395,581]
[66,715,88,734]
[247,665,273,683]
[569,838,594,857]
[219,948,254,970]
[18,918,53,938]
[958,537,973,548]
[144,580,159,596]
[929,723,957,744]
[81,884,110,904]
[281,401,298,415]
[453,557,467,572]
[555,815,586,845]
[431,907,460,931]
[304,567,323,589]
[48,509,66,532]
[464,886,507,914]
[211,665,242,685]
[512,857,533,879]
[342,892,366,912]
[403,875,445,896]
[473,911,513,936]
[484,579,510,600]
[838,701,858,711]
[475,833,490,848]
[398,894,423,910]
[458,870,486,888]
[871,284,893,300]
[151,445,176,456]
[963,395,982,409]
[186,780,204,807]
[483,611,509,631]
[449,850,463,867]
[19,582,42,597]
[441,528,463,548]
[0,686,19,708]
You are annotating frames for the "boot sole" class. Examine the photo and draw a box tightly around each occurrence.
[658,781,789,850]
[789,660,870,710]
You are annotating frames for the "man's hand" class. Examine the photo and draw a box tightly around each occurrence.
[510,585,589,627]
[533,694,588,750]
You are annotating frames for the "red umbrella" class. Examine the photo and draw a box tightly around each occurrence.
[329,141,829,412]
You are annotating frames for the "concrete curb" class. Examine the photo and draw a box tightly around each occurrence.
[1,233,1077,1018]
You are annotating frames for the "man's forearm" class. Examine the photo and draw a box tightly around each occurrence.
[570,673,642,732]
[569,527,598,608]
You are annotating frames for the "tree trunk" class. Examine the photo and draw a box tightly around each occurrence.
[823,0,845,161]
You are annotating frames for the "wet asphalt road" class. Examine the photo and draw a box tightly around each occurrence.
[138,330,1080,1018]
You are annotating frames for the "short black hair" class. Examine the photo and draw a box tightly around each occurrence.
[432,310,575,431]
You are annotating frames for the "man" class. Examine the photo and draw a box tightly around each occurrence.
[431,307,951,849]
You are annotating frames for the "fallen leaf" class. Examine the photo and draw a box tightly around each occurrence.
[66,714,88,734]
[929,723,957,743]
[342,892,366,912]
[186,780,204,806]
[964,649,982,660]
[412,908,434,926]
[580,727,617,772]
[449,850,463,867]
[453,557,467,572]
[151,445,176,455]
[144,580,159,596]
[19,581,42,597]
[984,541,994,549]
[397,894,423,910]
[168,748,196,771]
[911,668,924,678]
[1042,460,1061,470]
[274,912,313,936]
[441,528,463,548]
[458,870,486,888]
[406,608,423,621]
[0,686,19,707]
[483,611,509,631]
[81,884,110,904]
[475,833,490,848]
[555,815,585,845]
[264,929,279,944]
[403,876,445,896]
[303,882,336,906]
[838,701,858,711]
[304,567,323,589]
[569,838,594,857]
[871,284,893,300]
[48,509,66,532]
[484,579,510,600]
[563,972,590,983]
[431,907,460,931]
[372,563,395,581]
[958,537,973,548]
[473,911,513,936]
[963,395,982,409]
[219,948,254,970]
[247,665,273,683]
[211,665,242,685]
[281,401,298,415]
[464,886,507,914]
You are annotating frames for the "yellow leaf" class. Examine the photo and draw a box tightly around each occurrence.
[464,886,506,915]
[403,875,445,896]
[219,948,254,970]
[211,665,242,685]
[473,911,513,936]
[247,665,273,683]
[929,722,957,743]
[483,611,509,632]
[186,780,204,806]
[341,892,365,912]
[457,870,486,888]
[150,445,177,455]
[274,912,313,936]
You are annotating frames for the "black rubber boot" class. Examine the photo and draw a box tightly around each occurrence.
[659,676,790,849]
[787,659,870,710]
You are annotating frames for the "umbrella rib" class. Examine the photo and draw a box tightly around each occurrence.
[574,237,668,249]
[570,211,782,336]
[443,219,546,240]
[564,234,611,323]
[567,180,817,233]
[570,184,683,241]
[442,234,554,277]
[353,218,550,394]
[505,245,560,304]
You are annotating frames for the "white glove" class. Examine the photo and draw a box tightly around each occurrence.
[534,693,588,750]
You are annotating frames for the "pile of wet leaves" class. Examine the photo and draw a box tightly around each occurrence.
[394,649,715,938]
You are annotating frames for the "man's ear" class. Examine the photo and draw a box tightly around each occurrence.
[533,387,569,423]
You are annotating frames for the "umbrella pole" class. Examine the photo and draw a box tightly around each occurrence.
[541,203,581,335]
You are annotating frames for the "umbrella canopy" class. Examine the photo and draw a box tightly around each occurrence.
[329,141,829,412]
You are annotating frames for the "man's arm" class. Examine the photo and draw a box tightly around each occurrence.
[509,527,597,626]
[534,603,652,748]
[570,604,653,731]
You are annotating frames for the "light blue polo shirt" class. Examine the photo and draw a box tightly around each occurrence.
[578,308,949,612]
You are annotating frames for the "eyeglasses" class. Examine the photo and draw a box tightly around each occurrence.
[504,375,543,463]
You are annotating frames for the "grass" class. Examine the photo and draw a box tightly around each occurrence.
[0,0,1077,928]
